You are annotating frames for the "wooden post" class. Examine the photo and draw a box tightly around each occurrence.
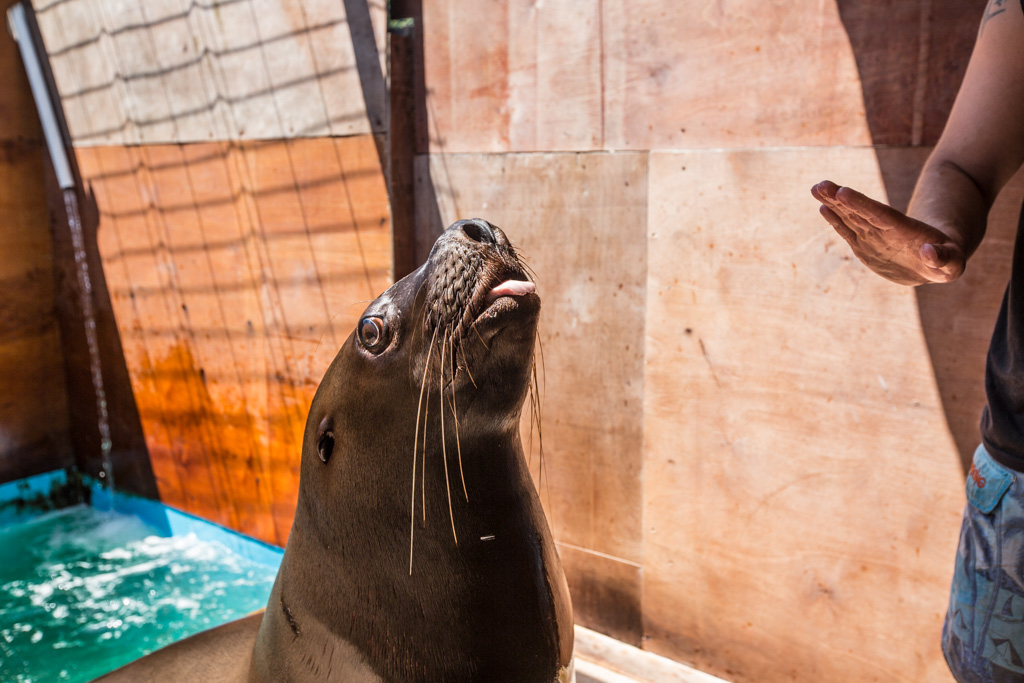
[388,23,418,281]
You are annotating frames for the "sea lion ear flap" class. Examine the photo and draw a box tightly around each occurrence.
[316,416,335,464]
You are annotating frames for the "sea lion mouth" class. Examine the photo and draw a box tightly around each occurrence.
[423,228,535,345]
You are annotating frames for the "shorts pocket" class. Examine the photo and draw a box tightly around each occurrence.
[967,445,1014,515]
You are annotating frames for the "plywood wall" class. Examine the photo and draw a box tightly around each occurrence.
[0,13,72,484]
[414,1,997,681]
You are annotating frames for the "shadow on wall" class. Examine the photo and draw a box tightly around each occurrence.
[837,0,1015,476]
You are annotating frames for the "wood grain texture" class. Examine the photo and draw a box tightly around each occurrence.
[643,148,963,683]
[0,96,71,484]
[0,12,46,144]
[418,151,648,638]
[421,0,984,154]
[76,135,391,545]
[30,0,387,146]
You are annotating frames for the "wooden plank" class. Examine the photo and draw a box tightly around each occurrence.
[836,0,983,147]
[419,0,510,152]
[0,147,59,342]
[76,135,391,546]
[574,625,730,683]
[559,544,642,647]
[921,1,987,145]
[0,94,71,483]
[419,151,648,638]
[421,0,984,153]
[30,0,387,146]
[0,329,69,465]
[422,0,875,153]
[388,26,418,280]
[643,148,963,682]
[0,17,45,144]
[422,0,603,153]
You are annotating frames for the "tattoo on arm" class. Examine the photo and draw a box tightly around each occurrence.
[980,0,1009,35]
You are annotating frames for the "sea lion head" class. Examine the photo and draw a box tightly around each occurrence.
[300,218,539,508]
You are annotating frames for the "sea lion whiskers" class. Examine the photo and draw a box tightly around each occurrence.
[471,320,491,350]
[440,327,458,544]
[459,343,477,388]
[532,360,553,514]
[410,325,439,575]
[446,334,470,502]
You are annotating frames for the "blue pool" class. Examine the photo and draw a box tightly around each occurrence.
[0,471,282,682]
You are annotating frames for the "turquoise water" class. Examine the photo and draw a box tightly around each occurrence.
[0,505,277,682]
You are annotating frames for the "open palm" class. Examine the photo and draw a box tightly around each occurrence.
[811,180,966,286]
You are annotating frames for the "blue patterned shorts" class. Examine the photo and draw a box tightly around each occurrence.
[943,445,1024,682]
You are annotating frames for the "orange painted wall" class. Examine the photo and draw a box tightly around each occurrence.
[76,137,391,545]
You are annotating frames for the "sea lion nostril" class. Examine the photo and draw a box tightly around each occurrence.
[461,219,495,245]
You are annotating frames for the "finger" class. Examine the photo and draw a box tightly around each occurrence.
[812,180,840,201]
[816,194,865,230]
[820,205,857,242]
[833,186,903,229]
[824,200,881,236]
[816,188,884,234]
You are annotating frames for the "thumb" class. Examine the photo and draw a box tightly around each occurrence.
[920,243,951,268]
[920,242,965,280]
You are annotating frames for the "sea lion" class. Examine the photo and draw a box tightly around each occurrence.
[96,219,574,682]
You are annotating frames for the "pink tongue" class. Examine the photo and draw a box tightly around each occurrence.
[486,279,535,302]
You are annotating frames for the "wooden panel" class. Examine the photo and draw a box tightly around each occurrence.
[836,0,982,146]
[558,544,642,647]
[422,0,983,154]
[643,148,963,682]
[419,151,648,638]
[77,135,391,545]
[0,105,71,483]
[0,10,45,143]
[600,0,869,151]
[422,0,604,153]
[0,330,68,456]
[920,1,987,145]
[31,0,387,146]
[422,0,870,153]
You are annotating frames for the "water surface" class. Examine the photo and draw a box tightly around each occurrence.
[0,505,276,682]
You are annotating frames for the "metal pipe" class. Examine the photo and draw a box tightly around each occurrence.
[7,2,74,189]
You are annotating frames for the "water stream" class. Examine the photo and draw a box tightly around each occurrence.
[63,188,115,499]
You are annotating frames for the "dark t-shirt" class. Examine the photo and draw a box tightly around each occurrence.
[981,205,1024,471]
[977,0,1024,468]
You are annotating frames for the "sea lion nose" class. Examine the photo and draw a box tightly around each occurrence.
[455,218,496,245]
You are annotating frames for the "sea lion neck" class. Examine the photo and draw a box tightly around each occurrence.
[254,436,568,682]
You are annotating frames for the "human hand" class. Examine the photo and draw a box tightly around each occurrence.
[811,180,966,286]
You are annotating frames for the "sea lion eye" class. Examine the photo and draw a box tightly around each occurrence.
[358,316,387,351]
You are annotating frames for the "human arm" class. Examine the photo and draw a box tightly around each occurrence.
[811,0,1024,286]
